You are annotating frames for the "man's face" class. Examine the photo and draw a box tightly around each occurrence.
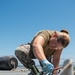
[49,34,63,50]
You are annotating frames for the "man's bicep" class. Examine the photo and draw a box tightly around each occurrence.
[32,36,45,46]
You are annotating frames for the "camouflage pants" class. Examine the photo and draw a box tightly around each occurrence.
[15,43,36,69]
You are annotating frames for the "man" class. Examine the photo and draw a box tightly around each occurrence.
[15,29,70,75]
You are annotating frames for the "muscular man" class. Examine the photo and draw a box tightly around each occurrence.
[15,29,70,75]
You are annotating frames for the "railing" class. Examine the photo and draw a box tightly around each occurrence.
[58,59,74,75]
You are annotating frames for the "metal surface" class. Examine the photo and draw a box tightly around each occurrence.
[58,59,74,75]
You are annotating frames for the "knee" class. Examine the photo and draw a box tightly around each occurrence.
[15,50,21,60]
[15,45,24,58]
[15,44,25,54]
[15,44,29,58]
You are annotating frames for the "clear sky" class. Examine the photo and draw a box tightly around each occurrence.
[0,0,75,65]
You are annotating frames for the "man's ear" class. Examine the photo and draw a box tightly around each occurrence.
[53,33,58,38]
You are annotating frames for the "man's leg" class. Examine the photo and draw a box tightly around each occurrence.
[15,44,40,75]
[15,44,35,69]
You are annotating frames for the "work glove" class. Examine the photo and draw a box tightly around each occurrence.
[41,59,54,75]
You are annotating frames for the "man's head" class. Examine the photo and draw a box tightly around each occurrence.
[57,29,70,48]
[49,29,70,50]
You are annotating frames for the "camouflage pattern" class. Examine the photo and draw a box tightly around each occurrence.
[15,44,35,69]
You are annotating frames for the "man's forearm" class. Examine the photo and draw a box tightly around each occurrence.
[52,49,62,74]
[52,58,60,75]
[53,58,60,67]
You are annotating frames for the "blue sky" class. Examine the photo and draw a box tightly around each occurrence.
[0,0,75,64]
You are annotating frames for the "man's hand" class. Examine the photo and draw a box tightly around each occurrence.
[41,59,54,75]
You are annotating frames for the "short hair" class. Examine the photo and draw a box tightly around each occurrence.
[57,29,70,48]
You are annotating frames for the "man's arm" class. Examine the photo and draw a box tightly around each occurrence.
[32,35,54,74]
[32,35,46,61]
[52,49,62,75]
